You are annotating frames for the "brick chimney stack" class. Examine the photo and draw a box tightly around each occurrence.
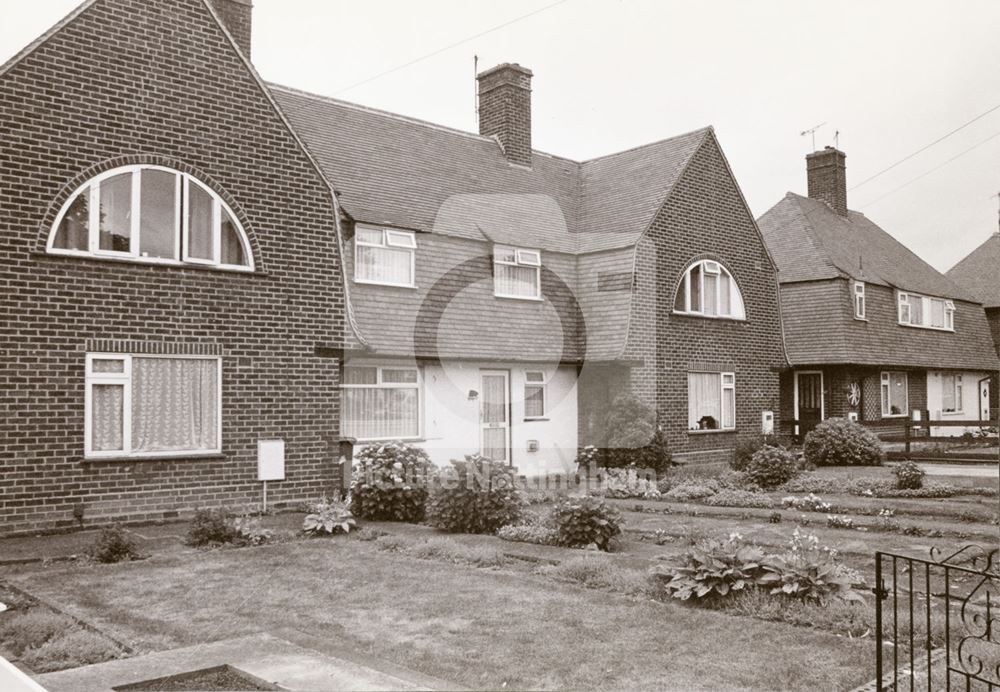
[806,146,848,216]
[477,63,533,168]
[208,0,253,59]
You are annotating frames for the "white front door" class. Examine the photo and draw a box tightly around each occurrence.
[980,379,991,421]
[480,370,510,463]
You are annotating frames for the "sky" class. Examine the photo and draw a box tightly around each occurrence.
[2,0,999,271]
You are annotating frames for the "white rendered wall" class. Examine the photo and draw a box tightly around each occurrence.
[925,370,992,436]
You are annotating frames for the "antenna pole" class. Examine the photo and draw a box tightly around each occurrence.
[800,122,827,151]
[474,54,479,124]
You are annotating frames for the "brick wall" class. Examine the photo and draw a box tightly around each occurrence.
[0,0,344,535]
[624,132,785,461]
[208,0,252,58]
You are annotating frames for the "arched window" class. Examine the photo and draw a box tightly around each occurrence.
[673,259,745,319]
[48,165,253,271]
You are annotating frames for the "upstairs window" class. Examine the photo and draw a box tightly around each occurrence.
[853,281,866,319]
[897,292,955,331]
[355,226,416,287]
[494,245,541,299]
[49,165,252,270]
[524,371,546,419]
[674,260,746,319]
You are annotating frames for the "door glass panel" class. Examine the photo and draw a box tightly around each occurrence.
[482,375,507,424]
[98,172,132,252]
[139,169,177,259]
[482,428,507,461]
[187,183,214,260]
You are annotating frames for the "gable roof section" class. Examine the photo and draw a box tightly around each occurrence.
[270,83,708,255]
[947,234,1000,308]
[758,192,977,302]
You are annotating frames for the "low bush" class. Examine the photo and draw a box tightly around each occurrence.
[550,496,623,551]
[777,473,843,494]
[497,524,559,546]
[731,436,767,472]
[0,609,70,657]
[704,489,775,509]
[664,479,720,502]
[302,497,356,536]
[893,460,925,490]
[744,446,800,489]
[600,394,674,473]
[350,442,435,522]
[89,525,143,563]
[537,557,651,596]
[826,515,855,529]
[781,493,831,513]
[186,508,238,546]
[426,455,524,534]
[803,418,884,467]
[19,628,122,673]
[599,467,661,499]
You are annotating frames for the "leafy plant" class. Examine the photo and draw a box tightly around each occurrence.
[574,445,600,470]
[781,493,831,512]
[768,512,782,524]
[601,394,673,473]
[803,418,884,467]
[550,496,622,551]
[654,535,767,601]
[758,528,863,604]
[186,508,238,546]
[826,514,855,529]
[664,479,720,502]
[497,524,559,546]
[704,489,775,509]
[893,460,925,489]
[426,455,524,534]
[89,525,143,563]
[599,467,662,499]
[744,446,800,489]
[731,436,767,472]
[350,442,435,522]
[232,514,274,545]
[303,497,356,535]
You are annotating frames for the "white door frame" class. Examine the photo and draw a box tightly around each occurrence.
[480,370,511,463]
[793,370,825,436]
[979,378,991,421]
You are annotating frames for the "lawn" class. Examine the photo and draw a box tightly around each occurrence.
[3,537,872,691]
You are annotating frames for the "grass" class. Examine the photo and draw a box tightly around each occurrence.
[0,606,124,672]
[5,538,872,691]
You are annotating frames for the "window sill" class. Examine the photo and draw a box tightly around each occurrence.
[881,414,910,419]
[687,429,737,435]
[494,294,543,302]
[32,251,265,276]
[897,322,954,333]
[351,437,425,444]
[672,311,746,322]
[854,317,868,322]
[523,417,550,422]
[82,452,227,463]
[353,279,418,290]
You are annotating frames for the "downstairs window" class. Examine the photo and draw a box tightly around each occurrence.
[688,372,736,431]
[341,365,421,441]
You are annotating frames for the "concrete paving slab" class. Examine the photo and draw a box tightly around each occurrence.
[35,633,451,691]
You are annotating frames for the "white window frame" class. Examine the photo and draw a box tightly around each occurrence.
[353,226,417,288]
[688,371,737,432]
[523,370,547,420]
[880,371,909,418]
[47,165,253,271]
[493,244,542,300]
[853,281,866,320]
[84,353,223,460]
[340,364,422,442]
[674,260,746,320]
[896,291,955,332]
[941,373,964,414]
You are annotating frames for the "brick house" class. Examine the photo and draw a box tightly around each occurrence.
[946,232,1000,415]
[757,147,999,438]
[0,0,349,536]
[273,64,786,473]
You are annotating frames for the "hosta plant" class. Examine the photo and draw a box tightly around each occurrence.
[654,535,767,601]
[350,442,435,522]
[303,497,356,536]
[550,496,622,551]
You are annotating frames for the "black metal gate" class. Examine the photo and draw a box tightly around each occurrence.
[875,545,1000,691]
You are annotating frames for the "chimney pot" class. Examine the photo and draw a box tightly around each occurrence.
[477,63,533,167]
[208,0,253,59]
[806,146,848,216]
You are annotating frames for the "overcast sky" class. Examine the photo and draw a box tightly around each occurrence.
[3,0,999,271]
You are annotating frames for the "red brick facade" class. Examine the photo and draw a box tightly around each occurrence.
[0,0,344,536]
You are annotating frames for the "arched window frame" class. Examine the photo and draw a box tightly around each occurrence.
[673,259,746,320]
[46,164,254,272]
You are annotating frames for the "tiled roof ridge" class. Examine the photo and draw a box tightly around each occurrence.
[579,126,713,165]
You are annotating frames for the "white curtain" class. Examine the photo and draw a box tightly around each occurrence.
[92,384,124,451]
[688,373,720,429]
[357,245,411,284]
[342,387,418,439]
[495,264,537,297]
[131,358,218,453]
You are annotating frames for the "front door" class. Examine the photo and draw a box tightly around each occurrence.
[980,379,991,421]
[795,371,824,437]
[480,371,510,463]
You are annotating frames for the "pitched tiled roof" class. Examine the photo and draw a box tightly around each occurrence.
[269,83,708,255]
[759,193,977,302]
[947,234,1000,308]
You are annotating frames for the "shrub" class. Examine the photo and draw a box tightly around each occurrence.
[744,446,800,489]
[601,394,673,473]
[0,609,71,657]
[664,479,720,502]
[350,442,435,522]
[893,460,925,489]
[186,508,238,546]
[803,418,884,467]
[731,436,766,472]
[704,489,774,509]
[20,628,122,673]
[497,524,559,546]
[426,455,524,534]
[302,497,356,536]
[599,467,661,499]
[768,512,782,524]
[550,496,623,551]
[653,536,767,601]
[89,525,143,563]
[826,515,855,529]
[781,494,831,512]
[777,473,843,494]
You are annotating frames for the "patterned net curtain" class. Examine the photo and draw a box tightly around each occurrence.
[688,373,721,430]
[130,358,218,452]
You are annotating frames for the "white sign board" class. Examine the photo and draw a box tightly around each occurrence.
[257,439,285,481]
